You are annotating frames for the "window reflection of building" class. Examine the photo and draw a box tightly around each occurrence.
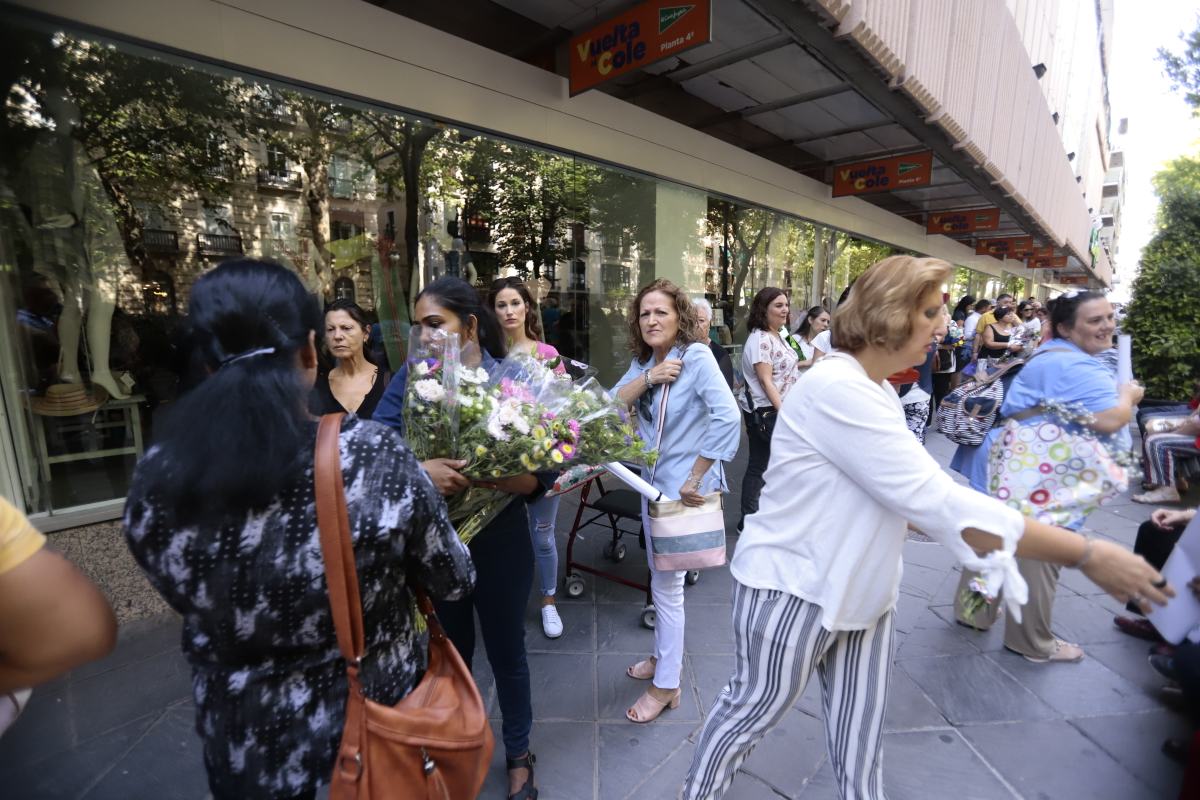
[141,271,176,316]
[333,276,356,302]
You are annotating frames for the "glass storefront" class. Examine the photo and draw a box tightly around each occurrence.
[0,13,924,517]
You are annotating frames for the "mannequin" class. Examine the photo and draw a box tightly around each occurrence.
[32,91,129,399]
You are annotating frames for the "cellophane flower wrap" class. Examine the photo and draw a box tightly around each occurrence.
[401,328,510,546]
[456,351,657,482]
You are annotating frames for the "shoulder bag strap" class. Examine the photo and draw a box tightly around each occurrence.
[314,413,366,663]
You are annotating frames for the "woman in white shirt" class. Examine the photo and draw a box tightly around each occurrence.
[793,305,830,365]
[738,287,800,528]
[682,256,1172,800]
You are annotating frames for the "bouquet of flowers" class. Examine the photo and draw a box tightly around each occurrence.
[457,351,655,480]
[402,329,511,545]
[402,332,656,545]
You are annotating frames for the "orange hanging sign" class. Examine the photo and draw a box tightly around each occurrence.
[832,151,933,197]
[1027,255,1068,269]
[975,236,1034,257]
[1057,275,1090,286]
[925,208,1001,234]
[569,1,713,95]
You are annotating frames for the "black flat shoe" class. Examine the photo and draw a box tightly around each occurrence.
[507,751,537,800]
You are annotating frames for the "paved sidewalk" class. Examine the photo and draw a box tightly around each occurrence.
[0,433,1191,799]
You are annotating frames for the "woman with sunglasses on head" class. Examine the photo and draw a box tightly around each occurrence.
[374,276,554,800]
[487,277,568,640]
[612,279,740,724]
[950,289,1146,664]
[682,258,1170,800]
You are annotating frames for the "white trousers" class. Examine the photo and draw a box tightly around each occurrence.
[644,509,686,690]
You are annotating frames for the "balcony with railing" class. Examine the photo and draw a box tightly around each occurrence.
[197,232,244,256]
[257,168,303,192]
[328,176,376,200]
[142,228,179,254]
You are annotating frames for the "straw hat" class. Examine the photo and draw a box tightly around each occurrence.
[29,383,107,417]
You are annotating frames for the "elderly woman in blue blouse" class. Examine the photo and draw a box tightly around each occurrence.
[950,290,1145,663]
[613,278,740,724]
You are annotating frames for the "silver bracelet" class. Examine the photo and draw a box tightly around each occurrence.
[643,369,653,390]
[1069,534,1095,569]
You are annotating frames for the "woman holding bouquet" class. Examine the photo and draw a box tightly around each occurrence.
[488,277,567,640]
[613,279,740,724]
[950,290,1147,663]
[374,276,551,800]
[682,257,1170,800]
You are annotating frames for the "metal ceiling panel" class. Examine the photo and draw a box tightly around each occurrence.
[710,0,782,47]
[748,43,843,94]
[755,105,845,140]
[707,59,803,104]
[808,91,889,128]
[679,73,760,111]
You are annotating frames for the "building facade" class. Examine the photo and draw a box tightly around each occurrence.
[0,0,1120,527]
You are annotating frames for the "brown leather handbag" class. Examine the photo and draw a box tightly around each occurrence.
[314,413,493,800]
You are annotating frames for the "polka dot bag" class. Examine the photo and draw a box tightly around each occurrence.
[987,416,1129,529]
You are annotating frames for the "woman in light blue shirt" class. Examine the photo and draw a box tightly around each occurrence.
[613,279,740,724]
[951,290,1143,662]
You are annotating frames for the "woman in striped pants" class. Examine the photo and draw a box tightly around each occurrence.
[1133,413,1200,504]
[682,257,1173,800]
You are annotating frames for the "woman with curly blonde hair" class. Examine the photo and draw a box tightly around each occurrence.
[612,279,740,724]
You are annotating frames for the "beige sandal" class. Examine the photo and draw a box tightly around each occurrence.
[1018,639,1084,663]
[626,688,681,723]
[626,657,657,680]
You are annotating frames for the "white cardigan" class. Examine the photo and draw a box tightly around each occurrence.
[730,352,1027,631]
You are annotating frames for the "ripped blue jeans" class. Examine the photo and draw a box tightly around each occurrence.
[528,494,561,597]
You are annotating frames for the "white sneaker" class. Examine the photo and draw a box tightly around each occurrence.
[541,605,563,639]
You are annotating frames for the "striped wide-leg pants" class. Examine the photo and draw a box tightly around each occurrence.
[1143,431,1200,488]
[683,582,895,800]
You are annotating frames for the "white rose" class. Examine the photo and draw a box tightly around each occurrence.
[413,379,446,403]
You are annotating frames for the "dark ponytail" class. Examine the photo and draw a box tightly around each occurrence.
[1047,290,1105,339]
[151,259,322,524]
[417,276,507,358]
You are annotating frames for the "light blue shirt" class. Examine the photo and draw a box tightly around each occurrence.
[950,339,1126,527]
[614,343,740,499]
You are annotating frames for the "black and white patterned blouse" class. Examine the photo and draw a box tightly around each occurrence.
[124,416,475,799]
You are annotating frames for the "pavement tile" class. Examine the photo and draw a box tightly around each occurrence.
[796,761,839,799]
[894,610,979,660]
[0,711,158,799]
[619,738,697,799]
[1071,710,1189,797]
[960,719,1154,800]
[67,648,192,745]
[527,652,596,721]
[896,561,948,599]
[983,649,1160,717]
[70,612,182,681]
[82,703,207,800]
[598,720,697,798]
[725,770,790,799]
[525,600,595,654]
[1086,641,1176,698]
[880,729,1015,800]
[1048,594,1131,646]
[596,653,701,723]
[900,655,1057,725]
[596,603,657,654]
[687,653,736,712]
[481,719,597,800]
[883,667,949,732]
[928,603,1008,652]
[0,681,78,767]
[737,707,827,796]
[683,603,735,654]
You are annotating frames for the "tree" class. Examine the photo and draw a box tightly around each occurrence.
[3,31,246,276]
[1159,17,1200,114]
[707,200,778,329]
[1123,155,1200,398]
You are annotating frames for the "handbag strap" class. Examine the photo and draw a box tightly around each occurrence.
[314,414,446,668]
[647,347,681,489]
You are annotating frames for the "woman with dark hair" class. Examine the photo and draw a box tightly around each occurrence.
[488,276,568,640]
[977,304,1021,361]
[950,289,1146,663]
[951,294,976,324]
[738,287,800,527]
[309,298,389,419]
[374,276,550,800]
[794,305,831,365]
[613,279,739,724]
[682,258,1169,800]
[123,260,475,800]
